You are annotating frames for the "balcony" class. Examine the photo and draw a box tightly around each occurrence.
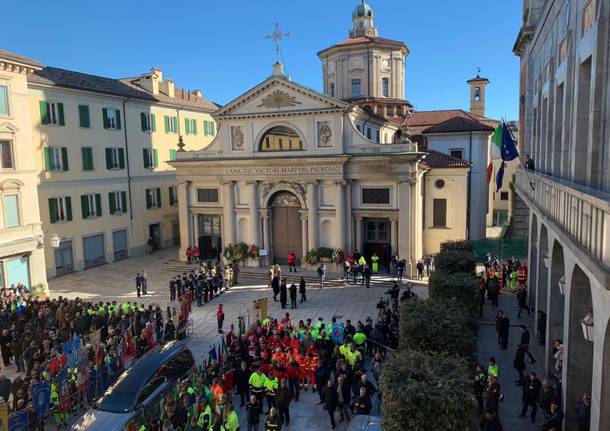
[514,168,610,267]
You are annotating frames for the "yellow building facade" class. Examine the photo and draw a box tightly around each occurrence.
[0,51,46,292]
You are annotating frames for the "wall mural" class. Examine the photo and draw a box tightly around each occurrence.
[271,191,301,207]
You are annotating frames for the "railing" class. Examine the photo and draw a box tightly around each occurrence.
[514,168,610,267]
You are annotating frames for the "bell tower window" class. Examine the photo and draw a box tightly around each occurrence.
[352,79,362,98]
[382,78,389,97]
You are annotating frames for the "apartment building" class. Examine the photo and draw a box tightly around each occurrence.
[26,64,218,278]
[514,1,610,429]
[0,51,46,291]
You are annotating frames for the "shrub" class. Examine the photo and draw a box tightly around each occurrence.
[317,247,334,259]
[429,270,480,318]
[380,349,477,431]
[399,299,477,359]
[305,249,319,265]
[434,249,476,274]
[440,240,475,253]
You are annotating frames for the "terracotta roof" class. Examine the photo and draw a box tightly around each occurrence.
[421,150,471,169]
[318,36,408,55]
[422,116,494,134]
[28,66,219,111]
[0,49,43,68]
[406,109,490,127]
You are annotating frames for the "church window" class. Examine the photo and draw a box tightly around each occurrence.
[366,128,372,140]
[259,126,304,152]
[433,199,447,228]
[450,149,464,160]
[382,78,389,97]
[197,188,219,203]
[351,79,361,97]
[330,83,335,97]
[362,188,390,205]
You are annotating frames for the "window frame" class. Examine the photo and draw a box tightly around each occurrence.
[110,191,126,214]
[146,188,161,209]
[185,118,197,135]
[48,147,64,171]
[50,196,71,223]
[500,191,510,201]
[83,193,100,219]
[107,147,121,170]
[45,101,60,125]
[351,79,362,98]
[449,149,464,160]
[2,193,20,228]
[432,198,447,228]
[0,140,14,170]
[382,78,389,97]
[0,84,11,117]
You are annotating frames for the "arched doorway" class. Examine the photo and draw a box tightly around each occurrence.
[269,191,303,265]
[547,240,565,373]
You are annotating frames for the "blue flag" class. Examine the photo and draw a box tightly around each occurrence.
[496,162,506,192]
[331,323,345,344]
[500,121,519,161]
[8,409,28,431]
[32,381,51,417]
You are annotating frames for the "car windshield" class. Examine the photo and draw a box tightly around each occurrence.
[94,388,136,413]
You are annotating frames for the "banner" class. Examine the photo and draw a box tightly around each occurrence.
[32,381,51,417]
[0,403,8,431]
[331,323,345,344]
[7,409,27,431]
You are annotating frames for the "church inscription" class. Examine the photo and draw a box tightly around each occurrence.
[223,166,342,176]
[257,90,302,109]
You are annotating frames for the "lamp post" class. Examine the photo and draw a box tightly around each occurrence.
[50,234,61,249]
[557,275,565,295]
[581,311,594,342]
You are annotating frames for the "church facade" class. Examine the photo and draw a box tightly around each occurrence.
[171,2,472,272]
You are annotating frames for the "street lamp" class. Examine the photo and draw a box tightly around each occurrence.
[557,276,565,295]
[50,234,61,249]
[581,311,594,342]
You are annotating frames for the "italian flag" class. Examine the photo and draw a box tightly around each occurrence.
[487,123,504,183]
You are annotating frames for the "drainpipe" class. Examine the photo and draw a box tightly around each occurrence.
[466,131,472,239]
[122,98,133,221]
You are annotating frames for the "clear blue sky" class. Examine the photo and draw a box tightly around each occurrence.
[5,0,521,120]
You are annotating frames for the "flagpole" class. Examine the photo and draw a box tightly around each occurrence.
[502,118,535,192]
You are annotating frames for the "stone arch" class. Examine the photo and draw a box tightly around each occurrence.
[319,219,333,248]
[262,183,306,209]
[255,122,307,152]
[0,178,25,190]
[565,264,593,427]
[268,190,303,265]
[236,217,249,243]
[546,238,566,373]
[600,317,610,431]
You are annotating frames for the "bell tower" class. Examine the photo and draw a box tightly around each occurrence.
[467,72,490,117]
[350,1,378,38]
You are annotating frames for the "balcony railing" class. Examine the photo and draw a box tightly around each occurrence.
[514,168,610,267]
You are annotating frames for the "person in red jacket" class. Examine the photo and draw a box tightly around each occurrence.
[285,356,300,401]
[287,250,297,272]
[216,304,225,334]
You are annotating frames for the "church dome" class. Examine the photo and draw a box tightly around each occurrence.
[353,1,373,18]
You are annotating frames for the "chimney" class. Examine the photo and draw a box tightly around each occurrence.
[166,79,175,98]
[192,89,202,98]
[150,67,162,95]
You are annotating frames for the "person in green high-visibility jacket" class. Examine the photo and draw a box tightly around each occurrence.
[223,403,240,431]
[197,398,213,429]
[371,253,379,273]
[353,331,367,347]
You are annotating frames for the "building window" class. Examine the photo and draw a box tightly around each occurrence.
[450,149,464,159]
[169,186,178,206]
[583,0,596,35]
[330,83,335,98]
[102,108,121,130]
[164,115,178,134]
[3,194,19,228]
[197,188,219,203]
[140,112,156,132]
[362,188,390,205]
[81,147,94,171]
[185,118,197,135]
[48,197,72,223]
[382,78,389,97]
[559,37,569,64]
[435,179,445,189]
[78,105,90,128]
[44,147,68,171]
[146,188,161,209]
[0,141,14,169]
[474,87,481,102]
[39,101,65,126]
[433,198,447,228]
[259,126,304,152]
[500,191,509,201]
[109,191,127,214]
[81,193,101,219]
[351,79,361,98]
[203,120,216,136]
[0,85,9,116]
[105,147,125,170]
[366,128,372,140]
[143,148,158,168]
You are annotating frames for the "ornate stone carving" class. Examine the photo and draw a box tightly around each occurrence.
[317,121,332,146]
[230,126,244,150]
[257,90,302,109]
[262,181,306,205]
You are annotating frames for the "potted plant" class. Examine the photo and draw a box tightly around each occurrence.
[318,247,334,263]
[223,244,235,262]
[305,249,320,265]
[248,244,259,259]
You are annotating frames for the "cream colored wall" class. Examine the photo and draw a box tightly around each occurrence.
[29,85,216,278]
[0,66,46,289]
[423,167,469,255]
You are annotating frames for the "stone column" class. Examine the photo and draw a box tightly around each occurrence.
[306,181,319,250]
[409,177,418,269]
[355,215,363,253]
[248,181,260,246]
[222,181,235,246]
[177,181,190,261]
[300,214,308,258]
[192,214,199,247]
[262,210,270,266]
[391,217,398,257]
[345,181,353,252]
[398,180,412,267]
[334,181,346,251]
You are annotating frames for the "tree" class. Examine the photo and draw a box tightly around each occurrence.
[381,350,477,431]
[429,271,481,318]
[434,249,476,275]
[440,240,475,253]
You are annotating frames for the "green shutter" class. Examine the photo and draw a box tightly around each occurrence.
[156,188,161,207]
[115,109,121,129]
[65,197,72,221]
[58,103,65,126]
[102,108,109,129]
[121,191,127,213]
[95,194,102,217]
[185,118,190,135]
[153,149,158,168]
[105,148,112,169]
[140,113,147,131]
[44,147,52,171]
[39,101,48,125]
[109,192,116,215]
[151,114,156,132]
[82,147,93,171]
[145,189,152,209]
[49,198,57,224]
[211,122,215,135]
[203,120,208,136]
[79,105,90,128]
[142,148,149,168]
[164,115,170,133]
[192,120,197,135]
[118,148,125,169]
[61,147,69,171]
[81,195,89,219]
[169,149,176,161]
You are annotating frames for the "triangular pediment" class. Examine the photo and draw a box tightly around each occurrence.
[214,77,350,118]
[0,122,19,134]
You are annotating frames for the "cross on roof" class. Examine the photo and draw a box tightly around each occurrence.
[265,22,290,63]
